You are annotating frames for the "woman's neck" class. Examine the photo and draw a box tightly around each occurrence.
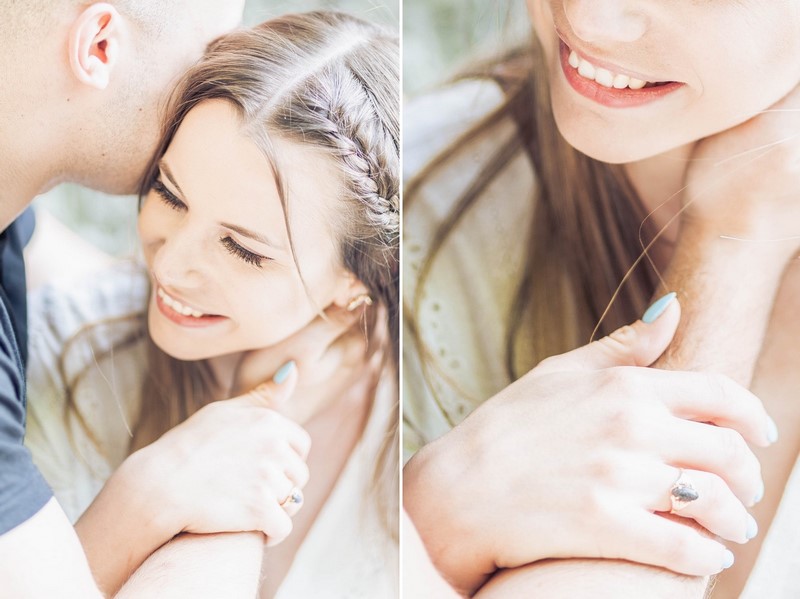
[622,141,697,249]
[206,352,245,398]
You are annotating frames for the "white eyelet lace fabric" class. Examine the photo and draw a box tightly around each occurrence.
[403,79,536,460]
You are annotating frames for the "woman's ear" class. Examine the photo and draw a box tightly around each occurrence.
[67,3,122,90]
[331,272,371,312]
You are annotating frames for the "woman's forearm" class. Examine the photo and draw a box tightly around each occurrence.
[115,532,264,599]
[75,447,180,595]
[403,511,465,599]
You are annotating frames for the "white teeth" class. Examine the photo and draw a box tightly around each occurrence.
[157,287,206,318]
[568,49,652,90]
[577,60,595,80]
[628,78,646,90]
[568,51,580,69]
[613,73,631,89]
[594,68,614,88]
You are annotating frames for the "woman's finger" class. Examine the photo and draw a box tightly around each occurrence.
[646,466,755,544]
[613,510,734,576]
[659,419,762,506]
[280,450,310,490]
[284,423,312,459]
[262,500,294,546]
[535,294,680,374]
[648,369,775,447]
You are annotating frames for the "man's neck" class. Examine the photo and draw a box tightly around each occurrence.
[0,91,67,230]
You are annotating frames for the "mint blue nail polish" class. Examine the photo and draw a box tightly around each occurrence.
[722,550,735,569]
[767,416,779,444]
[642,292,677,324]
[746,514,758,540]
[273,361,296,385]
[754,480,765,504]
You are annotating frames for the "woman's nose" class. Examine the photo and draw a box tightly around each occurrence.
[151,227,204,289]
[564,0,649,45]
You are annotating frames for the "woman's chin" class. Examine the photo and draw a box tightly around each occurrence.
[555,122,668,165]
[550,104,687,165]
[149,330,215,362]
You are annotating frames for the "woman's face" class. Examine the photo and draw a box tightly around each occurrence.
[527,0,800,163]
[139,100,357,361]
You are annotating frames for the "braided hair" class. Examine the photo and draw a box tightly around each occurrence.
[136,11,399,534]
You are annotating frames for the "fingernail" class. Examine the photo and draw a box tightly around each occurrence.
[273,361,296,385]
[746,514,758,540]
[766,416,779,444]
[754,480,765,504]
[722,549,735,569]
[642,292,677,324]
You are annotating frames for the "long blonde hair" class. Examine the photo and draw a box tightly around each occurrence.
[65,11,399,535]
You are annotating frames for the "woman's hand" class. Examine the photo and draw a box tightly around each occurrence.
[683,82,800,257]
[404,296,774,595]
[126,367,311,546]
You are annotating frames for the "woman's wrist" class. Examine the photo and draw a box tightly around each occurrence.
[403,435,495,595]
[115,444,185,541]
[74,447,183,595]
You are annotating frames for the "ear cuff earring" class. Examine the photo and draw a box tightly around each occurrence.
[347,294,373,312]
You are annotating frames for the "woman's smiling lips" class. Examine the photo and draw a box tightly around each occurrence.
[558,39,685,108]
[154,285,228,328]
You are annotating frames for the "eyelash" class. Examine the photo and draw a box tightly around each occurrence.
[152,177,186,211]
[151,176,268,269]
[220,236,266,268]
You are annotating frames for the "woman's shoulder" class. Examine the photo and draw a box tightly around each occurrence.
[27,258,149,406]
[25,260,149,521]
[404,78,509,178]
[403,78,537,453]
[28,260,148,357]
[404,74,537,235]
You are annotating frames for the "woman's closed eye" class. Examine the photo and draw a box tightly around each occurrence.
[152,175,270,268]
[153,177,187,211]
[220,236,269,269]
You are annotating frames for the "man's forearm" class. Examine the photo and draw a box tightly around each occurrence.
[654,222,793,384]
[475,558,709,599]
[116,532,264,599]
[0,498,104,598]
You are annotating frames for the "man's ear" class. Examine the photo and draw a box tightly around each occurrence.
[67,3,122,90]
[331,272,371,311]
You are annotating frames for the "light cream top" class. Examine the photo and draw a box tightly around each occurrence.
[403,79,799,598]
[24,262,397,598]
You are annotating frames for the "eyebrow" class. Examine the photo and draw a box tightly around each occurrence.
[158,159,286,252]
[222,222,286,251]
[160,160,185,197]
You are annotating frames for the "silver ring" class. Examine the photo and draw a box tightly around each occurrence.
[280,487,304,508]
[669,469,699,512]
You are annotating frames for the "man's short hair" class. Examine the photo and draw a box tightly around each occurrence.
[5,0,179,40]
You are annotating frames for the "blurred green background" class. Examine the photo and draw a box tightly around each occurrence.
[36,0,399,258]
[404,0,528,96]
